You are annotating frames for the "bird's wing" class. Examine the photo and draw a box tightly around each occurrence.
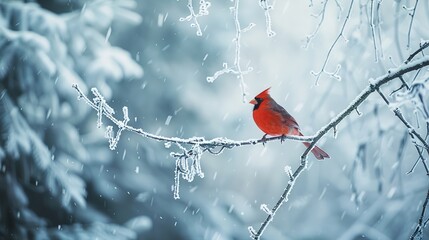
[269,101,300,130]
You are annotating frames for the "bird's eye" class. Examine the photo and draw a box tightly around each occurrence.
[255,97,262,103]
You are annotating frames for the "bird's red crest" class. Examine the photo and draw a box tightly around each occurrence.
[255,87,271,99]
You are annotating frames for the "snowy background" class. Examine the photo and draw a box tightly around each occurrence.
[1,0,429,239]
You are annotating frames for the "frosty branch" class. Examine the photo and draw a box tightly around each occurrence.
[410,188,429,240]
[304,0,328,48]
[376,89,429,174]
[311,0,354,85]
[179,0,211,36]
[258,0,276,37]
[207,0,254,101]
[405,0,419,49]
[249,49,429,239]
[369,0,384,62]
[72,84,313,200]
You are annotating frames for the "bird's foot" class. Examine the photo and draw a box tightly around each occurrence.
[261,134,268,146]
[280,134,286,143]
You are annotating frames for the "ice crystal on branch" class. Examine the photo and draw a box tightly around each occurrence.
[260,204,272,215]
[248,226,257,239]
[172,144,205,199]
[259,0,276,37]
[180,0,211,36]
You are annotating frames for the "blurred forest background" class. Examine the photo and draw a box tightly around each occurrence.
[1,0,429,239]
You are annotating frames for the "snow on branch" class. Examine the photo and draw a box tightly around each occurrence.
[249,49,429,240]
[180,0,211,36]
[258,0,276,37]
[72,84,312,199]
[207,0,254,102]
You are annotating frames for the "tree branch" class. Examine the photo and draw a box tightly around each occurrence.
[376,88,429,174]
[405,41,429,64]
[207,0,254,102]
[249,54,429,240]
[410,188,429,240]
[72,83,313,200]
[311,0,354,85]
[259,0,276,37]
[72,84,313,147]
[74,46,429,240]
[406,0,419,49]
[304,0,329,48]
[179,0,211,36]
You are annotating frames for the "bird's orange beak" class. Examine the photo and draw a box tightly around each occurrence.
[249,99,257,105]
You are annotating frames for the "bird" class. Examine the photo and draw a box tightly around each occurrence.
[249,87,330,160]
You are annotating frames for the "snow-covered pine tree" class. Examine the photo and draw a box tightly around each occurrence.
[0,1,143,239]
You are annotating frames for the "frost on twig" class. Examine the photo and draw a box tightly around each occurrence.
[91,88,115,128]
[369,0,384,62]
[207,0,254,102]
[105,106,130,150]
[311,0,354,85]
[90,87,129,150]
[379,85,429,175]
[304,0,328,48]
[284,165,294,182]
[304,0,343,48]
[260,203,272,215]
[172,144,204,199]
[404,0,419,50]
[259,0,276,37]
[179,0,211,36]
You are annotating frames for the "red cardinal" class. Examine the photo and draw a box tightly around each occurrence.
[249,87,329,160]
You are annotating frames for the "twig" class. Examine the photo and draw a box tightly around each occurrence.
[334,0,343,16]
[394,0,404,61]
[259,0,276,37]
[375,0,384,60]
[207,0,254,102]
[410,188,429,239]
[399,75,411,90]
[376,88,429,175]
[369,0,384,62]
[179,0,211,36]
[407,145,427,175]
[311,0,355,85]
[376,84,428,152]
[370,0,379,62]
[406,0,419,49]
[406,41,429,64]
[304,0,329,48]
[391,130,407,196]
[249,52,429,240]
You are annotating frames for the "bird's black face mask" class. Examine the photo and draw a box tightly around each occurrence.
[253,97,263,111]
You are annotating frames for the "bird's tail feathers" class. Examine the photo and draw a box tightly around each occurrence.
[298,132,330,160]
